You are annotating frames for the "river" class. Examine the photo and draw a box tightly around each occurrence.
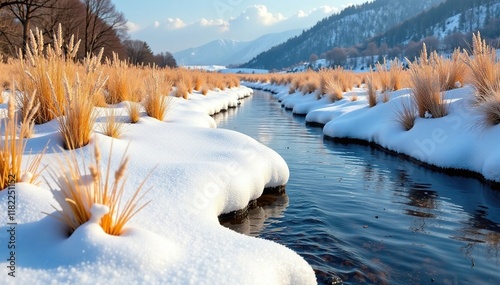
[215,90,500,285]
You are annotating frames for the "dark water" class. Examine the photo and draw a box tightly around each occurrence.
[215,90,500,285]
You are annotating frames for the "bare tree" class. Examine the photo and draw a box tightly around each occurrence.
[82,0,127,56]
[35,0,85,49]
[153,51,177,68]
[8,0,56,53]
[124,39,153,65]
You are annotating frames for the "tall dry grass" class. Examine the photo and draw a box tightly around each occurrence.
[47,142,151,236]
[143,69,173,121]
[100,108,127,138]
[407,44,447,118]
[395,98,417,131]
[463,32,500,102]
[434,49,466,91]
[56,49,107,150]
[18,24,79,124]
[1,92,45,189]
[366,72,377,107]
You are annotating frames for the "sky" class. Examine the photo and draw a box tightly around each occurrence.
[112,1,368,53]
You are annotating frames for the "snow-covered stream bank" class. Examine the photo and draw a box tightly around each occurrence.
[0,87,316,284]
[243,81,500,185]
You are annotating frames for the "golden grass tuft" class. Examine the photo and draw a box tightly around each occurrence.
[476,90,500,127]
[18,24,79,124]
[1,92,45,189]
[100,108,127,138]
[143,69,173,121]
[435,49,466,91]
[126,102,142,124]
[407,44,447,118]
[463,33,500,102]
[46,142,152,236]
[325,78,343,101]
[395,98,417,131]
[174,79,189,99]
[366,72,377,107]
[57,67,107,150]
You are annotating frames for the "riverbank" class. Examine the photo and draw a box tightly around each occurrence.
[0,86,316,284]
[243,81,500,186]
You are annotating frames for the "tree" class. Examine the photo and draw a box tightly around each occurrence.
[326,48,347,67]
[82,0,127,56]
[153,52,177,68]
[309,53,318,63]
[124,39,153,65]
[8,0,56,53]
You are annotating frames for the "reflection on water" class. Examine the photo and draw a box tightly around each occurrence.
[220,193,289,236]
[216,91,500,285]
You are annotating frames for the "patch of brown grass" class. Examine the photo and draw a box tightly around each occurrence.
[395,98,417,131]
[407,44,447,118]
[1,92,45,189]
[463,32,500,101]
[18,25,79,124]
[57,63,107,150]
[143,69,173,121]
[46,142,152,236]
[366,72,377,107]
[100,108,127,138]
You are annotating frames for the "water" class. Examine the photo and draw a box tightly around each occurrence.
[215,90,500,285]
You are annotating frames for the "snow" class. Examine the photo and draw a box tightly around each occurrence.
[0,86,316,284]
[243,81,500,183]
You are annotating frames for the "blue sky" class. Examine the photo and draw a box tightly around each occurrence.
[113,1,368,53]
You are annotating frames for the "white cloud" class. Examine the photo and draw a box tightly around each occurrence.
[126,21,140,33]
[164,18,186,29]
[128,5,339,53]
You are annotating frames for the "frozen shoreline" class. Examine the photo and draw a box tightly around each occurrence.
[0,86,316,285]
[244,81,500,186]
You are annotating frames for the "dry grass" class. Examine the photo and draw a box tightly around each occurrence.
[100,108,127,138]
[18,25,79,124]
[434,49,466,91]
[325,78,343,101]
[144,69,173,121]
[46,142,152,236]
[105,53,140,104]
[463,32,500,101]
[366,72,377,107]
[396,98,417,131]
[174,79,189,99]
[0,92,45,189]
[57,67,107,150]
[478,94,500,126]
[126,102,142,124]
[407,44,447,118]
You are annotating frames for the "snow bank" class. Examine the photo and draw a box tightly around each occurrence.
[0,86,316,284]
[243,81,500,183]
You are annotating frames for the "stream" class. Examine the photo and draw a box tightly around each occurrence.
[215,90,500,285]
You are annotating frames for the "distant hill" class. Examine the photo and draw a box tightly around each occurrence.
[242,0,446,70]
[244,0,500,70]
[173,29,303,66]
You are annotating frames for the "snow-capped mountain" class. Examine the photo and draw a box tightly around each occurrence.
[173,29,303,66]
[244,0,446,69]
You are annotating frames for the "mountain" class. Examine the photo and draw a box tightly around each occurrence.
[173,29,303,66]
[243,0,445,70]
[370,0,500,48]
